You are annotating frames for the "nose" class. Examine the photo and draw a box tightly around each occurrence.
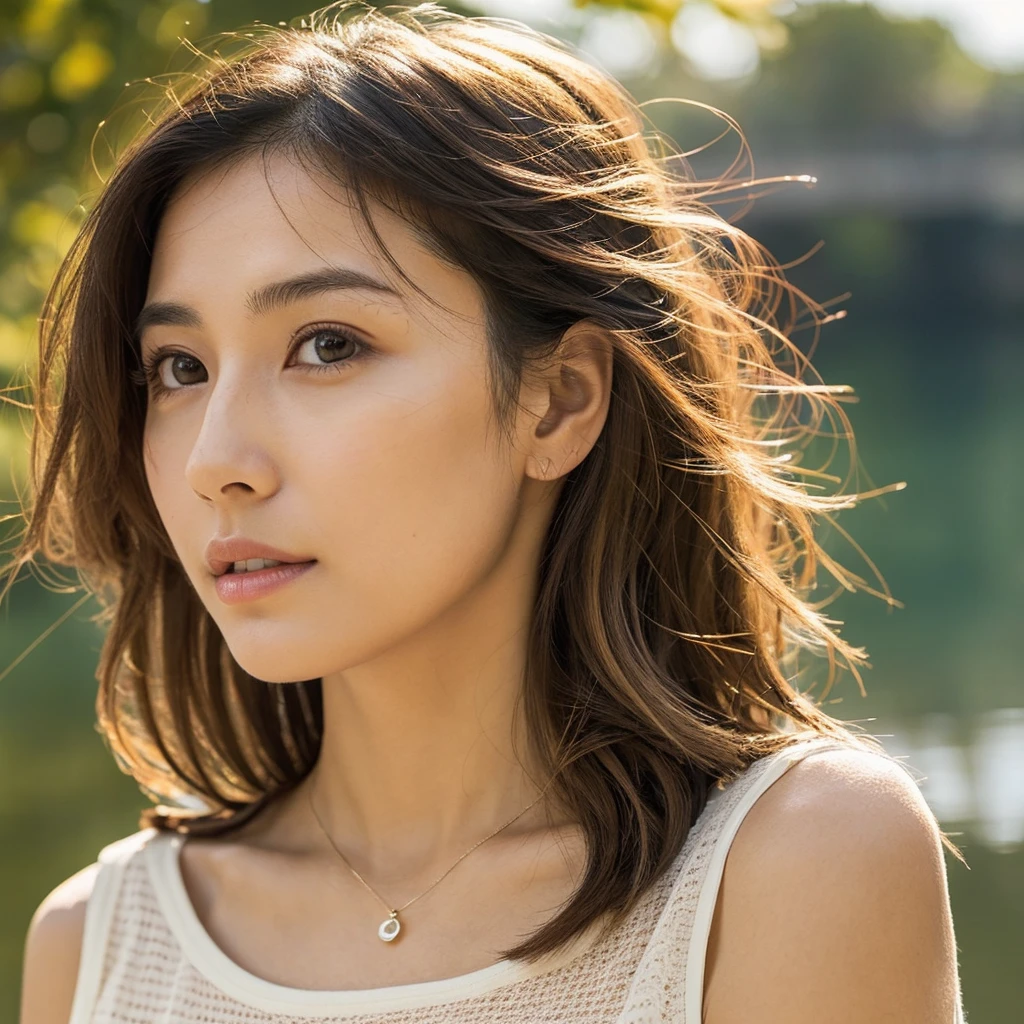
[184,375,280,505]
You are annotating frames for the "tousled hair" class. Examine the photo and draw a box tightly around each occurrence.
[3,1,958,962]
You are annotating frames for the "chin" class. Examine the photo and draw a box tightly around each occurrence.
[220,632,336,685]
[232,659,326,686]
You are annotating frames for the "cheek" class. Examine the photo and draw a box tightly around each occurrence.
[300,379,521,635]
[142,422,192,545]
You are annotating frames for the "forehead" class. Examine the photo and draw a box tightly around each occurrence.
[146,152,486,336]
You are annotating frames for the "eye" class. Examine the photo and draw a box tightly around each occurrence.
[132,351,207,394]
[289,324,367,371]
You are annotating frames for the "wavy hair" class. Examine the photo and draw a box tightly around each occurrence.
[3,0,956,962]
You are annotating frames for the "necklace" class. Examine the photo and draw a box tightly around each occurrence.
[305,778,551,943]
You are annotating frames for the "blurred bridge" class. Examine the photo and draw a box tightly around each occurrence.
[692,148,1024,220]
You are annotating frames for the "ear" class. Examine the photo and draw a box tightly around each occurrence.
[524,319,614,482]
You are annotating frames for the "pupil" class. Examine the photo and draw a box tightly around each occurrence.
[172,354,205,385]
[315,332,352,361]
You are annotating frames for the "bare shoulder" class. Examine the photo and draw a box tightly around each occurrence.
[20,861,101,1024]
[744,743,942,844]
[702,743,963,1024]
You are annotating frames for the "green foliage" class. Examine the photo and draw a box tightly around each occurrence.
[573,0,782,31]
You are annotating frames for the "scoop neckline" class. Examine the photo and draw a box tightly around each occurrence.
[143,827,609,1017]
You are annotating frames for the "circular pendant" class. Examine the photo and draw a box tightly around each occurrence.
[378,913,401,942]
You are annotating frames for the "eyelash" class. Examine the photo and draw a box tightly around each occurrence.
[130,323,370,399]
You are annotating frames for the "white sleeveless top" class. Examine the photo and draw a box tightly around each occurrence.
[67,735,968,1023]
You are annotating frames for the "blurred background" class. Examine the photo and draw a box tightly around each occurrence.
[1,0,1021,1020]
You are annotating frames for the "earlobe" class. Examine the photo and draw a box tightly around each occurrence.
[526,453,563,482]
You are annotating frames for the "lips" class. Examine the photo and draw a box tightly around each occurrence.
[214,559,318,605]
[204,537,317,577]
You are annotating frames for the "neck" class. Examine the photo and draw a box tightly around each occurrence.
[298,574,558,876]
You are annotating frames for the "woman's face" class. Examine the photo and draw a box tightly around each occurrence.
[140,152,549,683]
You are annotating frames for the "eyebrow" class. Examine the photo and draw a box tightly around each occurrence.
[133,267,404,341]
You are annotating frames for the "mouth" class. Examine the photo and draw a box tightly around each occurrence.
[221,557,317,575]
[213,558,319,604]
[205,542,319,577]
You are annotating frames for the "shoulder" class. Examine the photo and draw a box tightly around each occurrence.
[20,828,158,1024]
[747,741,941,847]
[20,861,101,1024]
[719,742,946,898]
[702,742,962,1024]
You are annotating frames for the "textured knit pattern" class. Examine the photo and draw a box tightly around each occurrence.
[70,735,968,1023]
[92,835,674,1023]
[616,751,794,1021]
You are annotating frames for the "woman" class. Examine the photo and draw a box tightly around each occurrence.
[15,3,966,1022]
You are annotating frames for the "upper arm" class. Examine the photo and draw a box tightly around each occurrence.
[20,861,100,1024]
[702,747,963,1024]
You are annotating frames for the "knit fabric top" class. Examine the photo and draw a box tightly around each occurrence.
[67,734,968,1023]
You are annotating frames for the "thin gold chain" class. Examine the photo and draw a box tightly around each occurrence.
[305,777,552,917]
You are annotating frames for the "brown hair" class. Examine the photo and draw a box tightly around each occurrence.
[2,0,959,962]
